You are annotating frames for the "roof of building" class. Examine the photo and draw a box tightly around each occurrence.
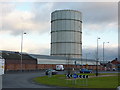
[30,54,96,62]
[30,54,67,60]
[1,50,36,60]
[0,50,98,65]
[111,59,120,64]
[30,54,99,65]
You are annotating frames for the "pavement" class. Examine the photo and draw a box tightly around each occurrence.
[2,71,64,88]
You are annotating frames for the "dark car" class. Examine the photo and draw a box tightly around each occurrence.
[112,68,116,71]
[45,69,58,75]
[80,68,92,73]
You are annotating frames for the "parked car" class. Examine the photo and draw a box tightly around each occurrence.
[80,68,92,73]
[45,69,58,75]
[112,68,116,71]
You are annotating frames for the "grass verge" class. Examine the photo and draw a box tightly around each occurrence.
[33,73,118,88]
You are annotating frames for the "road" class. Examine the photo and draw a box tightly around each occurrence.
[2,71,65,88]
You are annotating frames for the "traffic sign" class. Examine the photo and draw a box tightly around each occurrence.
[78,75,83,78]
[72,74,78,78]
[66,74,88,79]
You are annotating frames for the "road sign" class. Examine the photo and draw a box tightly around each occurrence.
[66,74,72,78]
[72,74,78,78]
[78,75,83,78]
[66,74,88,79]
[86,75,88,78]
[66,74,88,86]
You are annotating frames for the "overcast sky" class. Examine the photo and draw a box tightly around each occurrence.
[0,2,118,61]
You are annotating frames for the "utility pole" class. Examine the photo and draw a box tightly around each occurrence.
[20,31,26,72]
[103,42,109,63]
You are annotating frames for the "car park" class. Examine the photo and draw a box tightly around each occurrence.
[45,69,58,75]
[80,68,92,73]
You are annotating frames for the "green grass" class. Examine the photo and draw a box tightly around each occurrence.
[77,73,118,76]
[33,73,118,88]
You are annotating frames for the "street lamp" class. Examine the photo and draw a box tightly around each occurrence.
[103,42,109,64]
[21,31,26,72]
[96,37,100,76]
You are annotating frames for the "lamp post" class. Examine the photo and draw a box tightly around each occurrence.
[103,42,109,64]
[21,31,26,72]
[96,37,100,76]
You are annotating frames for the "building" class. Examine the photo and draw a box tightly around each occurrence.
[1,50,37,71]
[110,58,120,70]
[1,50,101,71]
[30,54,101,70]
[111,58,120,65]
[51,10,82,58]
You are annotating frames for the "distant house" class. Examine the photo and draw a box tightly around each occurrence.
[110,58,120,70]
[111,58,120,65]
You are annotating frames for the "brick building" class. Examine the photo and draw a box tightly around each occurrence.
[1,50,102,71]
[1,51,37,71]
[111,58,120,65]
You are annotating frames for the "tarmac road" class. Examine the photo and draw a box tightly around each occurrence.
[2,71,64,88]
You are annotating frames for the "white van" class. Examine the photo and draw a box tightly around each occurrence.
[56,65,64,71]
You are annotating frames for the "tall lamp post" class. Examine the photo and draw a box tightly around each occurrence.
[103,42,109,64]
[96,37,100,76]
[21,31,26,72]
